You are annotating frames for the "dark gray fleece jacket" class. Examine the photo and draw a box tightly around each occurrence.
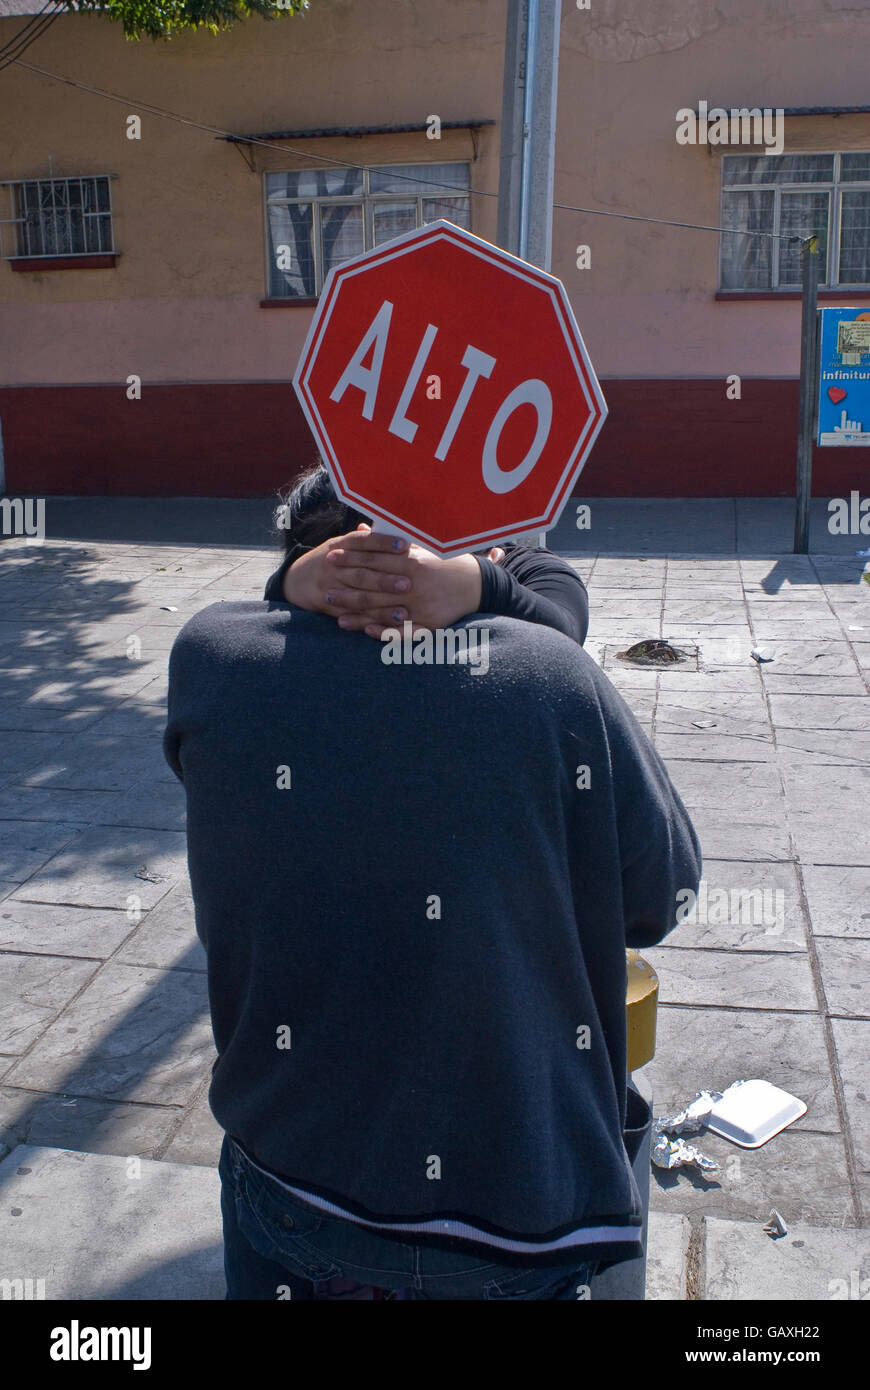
[163,600,701,1267]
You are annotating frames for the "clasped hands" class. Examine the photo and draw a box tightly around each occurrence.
[283,523,505,638]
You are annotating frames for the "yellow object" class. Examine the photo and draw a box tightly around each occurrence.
[625,949,658,1072]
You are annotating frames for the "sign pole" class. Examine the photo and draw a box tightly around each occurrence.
[497,0,562,547]
[793,234,822,554]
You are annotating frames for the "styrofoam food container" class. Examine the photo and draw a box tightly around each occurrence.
[707,1079,807,1148]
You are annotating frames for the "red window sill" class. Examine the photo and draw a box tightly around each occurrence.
[259,297,318,307]
[716,289,870,301]
[10,254,118,271]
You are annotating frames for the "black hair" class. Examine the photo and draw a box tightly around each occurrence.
[274,460,368,554]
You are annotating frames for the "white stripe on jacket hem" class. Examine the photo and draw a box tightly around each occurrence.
[237,1142,642,1257]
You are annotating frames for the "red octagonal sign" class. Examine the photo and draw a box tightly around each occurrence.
[293,220,607,555]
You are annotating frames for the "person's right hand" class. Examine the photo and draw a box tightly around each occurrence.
[283,526,415,626]
[283,523,504,635]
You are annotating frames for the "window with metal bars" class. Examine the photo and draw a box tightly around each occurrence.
[264,162,472,298]
[720,152,870,290]
[1,175,114,259]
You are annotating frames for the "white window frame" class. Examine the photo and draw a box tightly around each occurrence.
[263,160,472,298]
[719,151,870,290]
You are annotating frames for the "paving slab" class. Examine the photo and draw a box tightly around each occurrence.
[661,861,806,952]
[13,826,186,908]
[774,728,870,765]
[829,1019,870,1172]
[0,821,85,883]
[96,781,186,833]
[647,947,816,1012]
[802,865,870,938]
[664,603,750,627]
[0,1145,225,1300]
[663,759,784,810]
[653,669,763,693]
[161,1083,223,1168]
[0,731,65,777]
[584,598,664,623]
[681,810,792,862]
[646,1006,840,1133]
[0,953,100,1057]
[0,899,136,958]
[814,938,870,1019]
[655,690,769,722]
[0,705,110,734]
[0,1085,178,1162]
[651,1130,854,1228]
[0,786,130,823]
[752,620,846,641]
[17,732,173,792]
[664,585,744,601]
[4,962,214,1105]
[704,1216,870,1301]
[116,881,206,972]
[782,766,870,865]
[761,675,868,695]
[644,1211,691,1301]
[654,733,775,762]
[742,641,855,674]
[82,704,170,739]
[768,694,870,731]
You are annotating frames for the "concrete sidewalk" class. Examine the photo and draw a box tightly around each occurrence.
[0,497,868,1300]
[17,492,870,555]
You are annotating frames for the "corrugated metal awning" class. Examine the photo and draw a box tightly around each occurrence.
[693,105,870,117]
[220,120,495,144]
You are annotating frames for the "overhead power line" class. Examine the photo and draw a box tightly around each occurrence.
[7,54,805,243]
[0,5,63,73]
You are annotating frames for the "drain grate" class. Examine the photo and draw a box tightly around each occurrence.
[601,640,699,671]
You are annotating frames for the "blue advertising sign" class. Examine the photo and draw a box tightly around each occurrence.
[818,306,870,446]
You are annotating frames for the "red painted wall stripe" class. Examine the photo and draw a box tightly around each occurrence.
[0,380,866,498]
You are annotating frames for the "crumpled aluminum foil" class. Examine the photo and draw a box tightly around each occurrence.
[651,1081,749,1171]
[652,1135,719,1172]
[653,1090,722,1137]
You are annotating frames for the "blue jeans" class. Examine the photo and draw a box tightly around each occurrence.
[219,1134,599,1301]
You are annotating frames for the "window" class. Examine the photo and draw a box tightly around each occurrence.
[720,152,870,290]
[1,176,114,259]
[265,162,471,299]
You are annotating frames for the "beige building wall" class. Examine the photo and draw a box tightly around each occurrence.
[0,0,503,384]
[555,0,870,376]
[4,0,870,385]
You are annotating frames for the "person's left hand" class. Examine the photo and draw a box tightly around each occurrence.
[327,526,505,637]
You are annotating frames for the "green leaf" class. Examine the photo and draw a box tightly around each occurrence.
[62,0,310,41]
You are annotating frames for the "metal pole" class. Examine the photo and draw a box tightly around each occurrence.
[794,235,821,554]
[496,0,561,271]
[496,0,527,259]
[497,0,561,545]
[521,0,560,274]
